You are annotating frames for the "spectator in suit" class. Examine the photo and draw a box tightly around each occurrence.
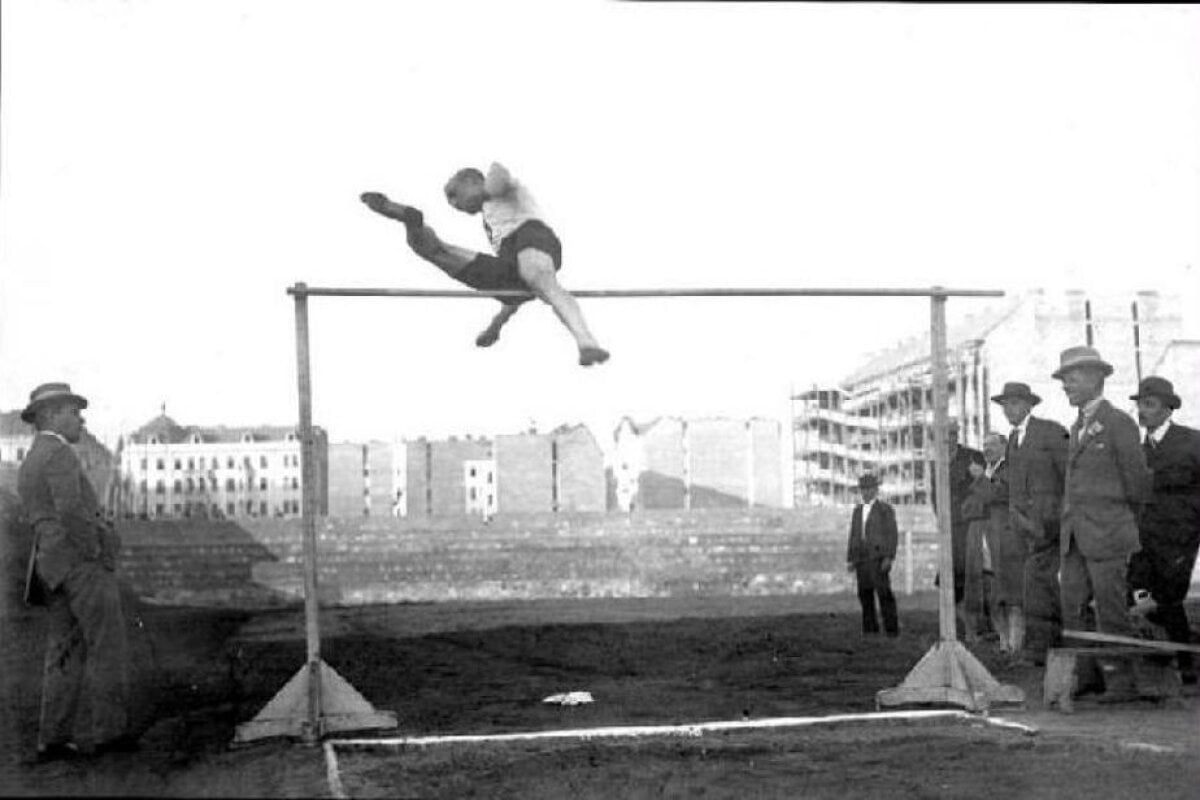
[992,381,1069,665]
[960,446,992,643]
[16,383,137,760]
[1127,376,1200,685]
[964,433,1021,651]
[1054,347,1153,701]
[930,419,984,635]
[846,473,900,637]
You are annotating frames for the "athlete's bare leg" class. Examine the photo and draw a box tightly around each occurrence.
[516,249,609,366]
[361,192,477,278]
[363,192,530,346]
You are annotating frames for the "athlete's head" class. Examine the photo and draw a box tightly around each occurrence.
[444,167,486,214]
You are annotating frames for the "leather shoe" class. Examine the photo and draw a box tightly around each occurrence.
[34,742,82,763]
[1095,688,1141,704]
[92,733,140,755]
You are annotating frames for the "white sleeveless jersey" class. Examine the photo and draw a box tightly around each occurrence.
[481,179,544,253]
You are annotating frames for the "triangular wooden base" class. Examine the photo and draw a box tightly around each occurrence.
[234,659,398,744]
[876,640,1025,712]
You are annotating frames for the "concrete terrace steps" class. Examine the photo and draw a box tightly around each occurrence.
[112,510,941,607]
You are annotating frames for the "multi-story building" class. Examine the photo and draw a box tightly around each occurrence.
[792,289,1187,505]
[0,410,115,498]
[115,413,328,519]
[389,425,607,519]
[327,440,409,518]
[612,416,784,512]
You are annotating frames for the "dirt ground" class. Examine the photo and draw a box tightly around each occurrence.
[2,591,1198,798]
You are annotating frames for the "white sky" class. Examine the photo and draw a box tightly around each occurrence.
[2,1,1198,451]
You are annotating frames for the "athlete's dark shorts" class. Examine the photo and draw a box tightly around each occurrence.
[456,220,562,305]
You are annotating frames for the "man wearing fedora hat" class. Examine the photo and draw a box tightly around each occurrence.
[1054,346,1153,701]
[846,473,900,637]
[1127,375,1200,685]
[16,382,135,760]
[992,380,1069,665]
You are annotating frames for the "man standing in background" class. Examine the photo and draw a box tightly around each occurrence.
[993,381,1069,666]
[1127,376,1200,685]
[846,474,900,637]
[1054,347,1153,701]
[17,382,136,760]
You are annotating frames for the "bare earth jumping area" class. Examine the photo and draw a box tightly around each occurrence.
[3,592,1198,798]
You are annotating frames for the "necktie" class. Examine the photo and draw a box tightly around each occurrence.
[1010,426,1021,451]
[1071,413,1085,447]
[1144,433,1156,457]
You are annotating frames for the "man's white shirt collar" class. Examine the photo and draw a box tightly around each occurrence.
[39,430,69,445]
[1148,418,1172,445]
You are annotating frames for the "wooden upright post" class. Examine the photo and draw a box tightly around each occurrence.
[876,290,1023,712]
[233,283,397,745]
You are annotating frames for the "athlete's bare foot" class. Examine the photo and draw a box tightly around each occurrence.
[579,346,610,367]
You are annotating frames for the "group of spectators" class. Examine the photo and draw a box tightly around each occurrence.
[849,345,1200,700]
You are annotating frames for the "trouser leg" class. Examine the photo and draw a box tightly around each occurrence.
[1059,538,1093,633]
[874,562,899,635]
[65,563,131,745]
[1085,555,1133,638]
[39,589,85,748]
[1023,535,1062,661]
[855,563,879,633]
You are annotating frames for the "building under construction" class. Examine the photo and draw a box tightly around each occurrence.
[792,289,1187,506]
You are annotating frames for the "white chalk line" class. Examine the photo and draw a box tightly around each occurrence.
[323,710,1038,798]
[323,741,348,800]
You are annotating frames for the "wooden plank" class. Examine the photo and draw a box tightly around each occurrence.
[1062,629,1200,654]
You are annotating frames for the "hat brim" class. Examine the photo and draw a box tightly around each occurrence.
[20,393,88,424]
[990,392,1042,406]
[1129,391,1181,410]
[1052,361,1114,380]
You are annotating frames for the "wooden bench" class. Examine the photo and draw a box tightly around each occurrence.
[1043,630,1200,713]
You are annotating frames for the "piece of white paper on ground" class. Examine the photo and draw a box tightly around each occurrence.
[542,691,594,706]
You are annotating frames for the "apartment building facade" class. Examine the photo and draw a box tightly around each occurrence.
[792,290,1186,505]
[116,414,328,519]
[612,416,784,512]
[327,425,607,519]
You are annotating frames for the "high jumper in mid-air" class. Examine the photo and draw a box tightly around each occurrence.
[361,162,609,366]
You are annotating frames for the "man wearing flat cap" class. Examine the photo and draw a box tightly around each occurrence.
[992,381,1069,665]
[16,383,135,760]
[1054,347,1153,700]
[1127,376,1200,685]
[846,473,900,636]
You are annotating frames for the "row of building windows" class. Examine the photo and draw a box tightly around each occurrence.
[136,454,301,472]
[143,476,302,494]
[148,499,302,519]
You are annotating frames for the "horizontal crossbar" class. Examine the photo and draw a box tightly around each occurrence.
[288,284,1004,299]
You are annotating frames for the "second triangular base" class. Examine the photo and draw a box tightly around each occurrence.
[876,640,1025,712]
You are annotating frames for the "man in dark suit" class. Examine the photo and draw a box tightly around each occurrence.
[992,381,1069,665]
[1127,376,1200,684]
[846,473,900,636]
[16,383,136,760]
[1054,347,1153,701]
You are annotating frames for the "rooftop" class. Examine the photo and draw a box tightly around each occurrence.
[127,414,301,445]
